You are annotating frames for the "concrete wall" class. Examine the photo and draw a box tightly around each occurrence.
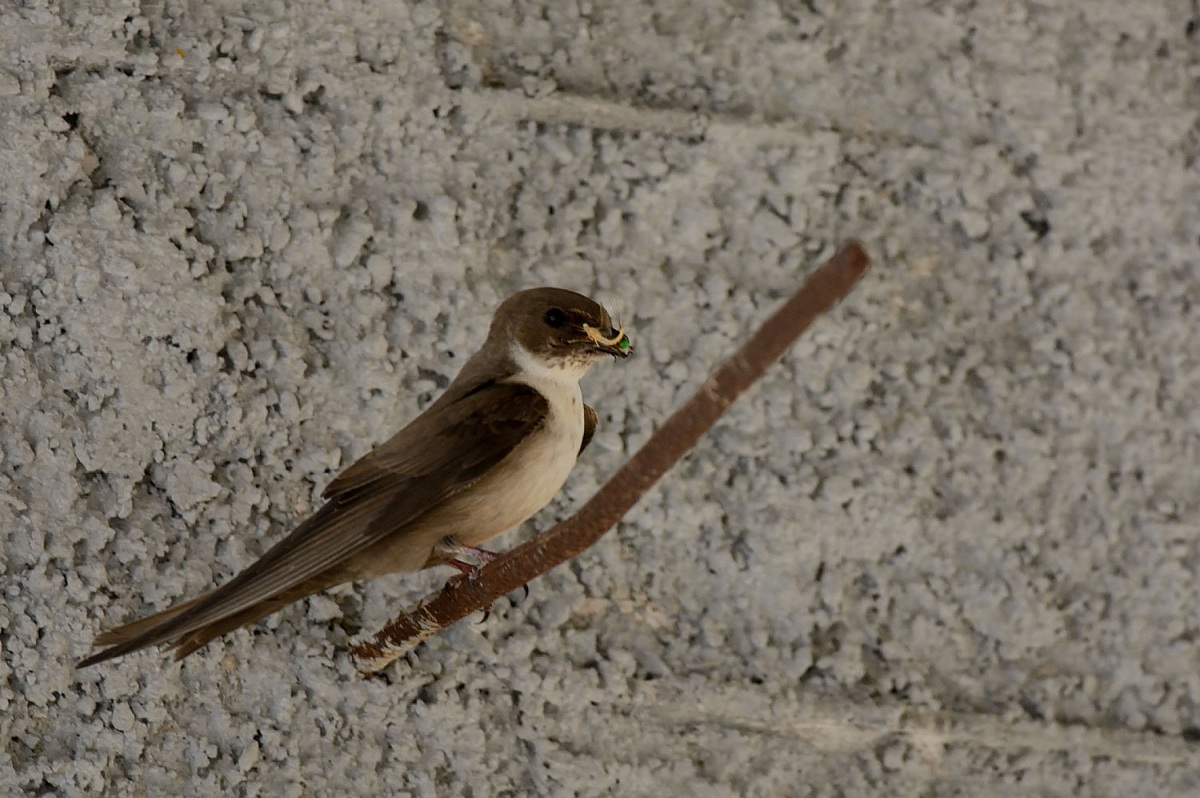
[3,1,1198,794]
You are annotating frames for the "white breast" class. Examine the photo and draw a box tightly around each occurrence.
[446,344,586,546]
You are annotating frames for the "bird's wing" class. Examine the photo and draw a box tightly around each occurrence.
[580,404,597,455]
[87,382,549,656]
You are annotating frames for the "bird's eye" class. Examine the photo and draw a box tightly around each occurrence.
[544,308,566,328]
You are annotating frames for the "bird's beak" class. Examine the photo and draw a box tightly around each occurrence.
[605,330,634,358]
[583,324,634,358]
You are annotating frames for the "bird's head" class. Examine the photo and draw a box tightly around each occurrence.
[491,287,633,381]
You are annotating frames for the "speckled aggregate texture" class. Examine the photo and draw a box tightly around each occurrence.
[3,0,1199,795]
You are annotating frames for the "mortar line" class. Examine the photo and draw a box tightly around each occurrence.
[460,88,944,151]
[644,695,1199,766]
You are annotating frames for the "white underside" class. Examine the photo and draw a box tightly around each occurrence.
[447,343,589,544]
[347,342,593,574]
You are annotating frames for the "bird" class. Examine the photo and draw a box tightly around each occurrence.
[77,287,633,667]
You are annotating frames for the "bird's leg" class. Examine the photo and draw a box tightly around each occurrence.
[433,537,498,587]
[432,538,501,622]
[431,538,530,620]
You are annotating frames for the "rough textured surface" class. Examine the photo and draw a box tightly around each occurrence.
[3,0,1199,795]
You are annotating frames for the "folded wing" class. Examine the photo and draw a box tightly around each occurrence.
[79,381,548,665]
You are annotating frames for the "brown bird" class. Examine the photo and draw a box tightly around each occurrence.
[78,288,632,667]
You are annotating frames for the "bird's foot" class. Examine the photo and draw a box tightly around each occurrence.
[435,538,498,589]
[432,538,525,621]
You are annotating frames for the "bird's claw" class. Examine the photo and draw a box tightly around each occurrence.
[436,541,522,624]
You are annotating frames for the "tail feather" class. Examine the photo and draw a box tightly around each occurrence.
[77,576,338,668]
[91,594,207,647]
[168,590,308,660]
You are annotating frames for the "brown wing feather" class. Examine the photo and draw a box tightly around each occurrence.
[78,382,548,667]
[323,377,510,501]
[580,404,597,455]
